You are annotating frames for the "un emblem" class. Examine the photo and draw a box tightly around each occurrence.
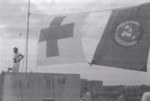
[113,21,143,47]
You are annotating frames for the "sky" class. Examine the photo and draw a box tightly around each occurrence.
[1,0,150,85]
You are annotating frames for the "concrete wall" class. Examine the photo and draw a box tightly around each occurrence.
[0,74,4,101]
[1,73,80,101]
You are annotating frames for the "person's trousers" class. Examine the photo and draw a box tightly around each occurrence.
[13,62,20,72]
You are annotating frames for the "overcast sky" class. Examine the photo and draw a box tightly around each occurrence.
[0,0,150,85]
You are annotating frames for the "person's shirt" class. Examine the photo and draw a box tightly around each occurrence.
[141,92,150,101]
[118,94,128,101]
[13,52,21,63]
[84,92,91,101]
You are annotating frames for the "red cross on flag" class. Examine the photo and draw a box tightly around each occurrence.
[37,14,89,65]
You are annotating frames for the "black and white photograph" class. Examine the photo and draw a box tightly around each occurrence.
[0,0,150,101]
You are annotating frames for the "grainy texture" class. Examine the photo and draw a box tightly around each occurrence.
[0,73,5,101]
[2,73,80,101]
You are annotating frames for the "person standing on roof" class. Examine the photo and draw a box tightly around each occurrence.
[13,47,24,72]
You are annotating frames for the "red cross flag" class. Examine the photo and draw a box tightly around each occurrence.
[37,14,88,65]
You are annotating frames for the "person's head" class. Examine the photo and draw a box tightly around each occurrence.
[120,89,127,95]
[84,87,88,93]
[13,47,18,53]
[148,87,150,92]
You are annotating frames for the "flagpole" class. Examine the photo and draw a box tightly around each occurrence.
[25,0,30,72]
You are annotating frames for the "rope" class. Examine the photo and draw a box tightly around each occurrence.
[29,4,138,16]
